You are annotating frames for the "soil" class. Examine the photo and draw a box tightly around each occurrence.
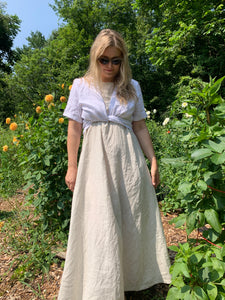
[0,190,199,300]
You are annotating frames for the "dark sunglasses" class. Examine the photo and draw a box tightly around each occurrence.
[98,57,122,65]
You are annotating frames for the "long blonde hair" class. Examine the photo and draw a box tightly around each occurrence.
[84,29,137,103]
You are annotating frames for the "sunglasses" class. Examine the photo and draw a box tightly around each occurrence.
[98,57,122,65]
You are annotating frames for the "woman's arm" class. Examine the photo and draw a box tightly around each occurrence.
[132,119,160,188]
[65,119,82,191]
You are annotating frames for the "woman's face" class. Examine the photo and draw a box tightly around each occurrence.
[98,46,122,82]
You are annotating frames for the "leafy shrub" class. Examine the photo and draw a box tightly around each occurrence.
[165,76,225,299]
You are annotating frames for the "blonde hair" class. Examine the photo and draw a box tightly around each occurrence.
[84,29,137,103]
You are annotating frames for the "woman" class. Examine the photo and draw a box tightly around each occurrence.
[58,29,171,300]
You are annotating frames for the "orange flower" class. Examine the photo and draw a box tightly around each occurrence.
[48,103,55,109]
[2,145,8,152]
[36,106,42,114]
[58,118,64,124]
[6,118,11,124]
[13,136,19,145]
[69,85,72,91]
[60,96,67,103]
[45,94,54,103]
[25,123,30,130]
[61,83,65,89]
[9,122,18,131]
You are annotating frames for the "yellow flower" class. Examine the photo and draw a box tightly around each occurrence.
[13,136,19,145]
[61,83,65,89]
[6,118,11,124]
[14,114,17,118]
[45,94,54,103]
[25,123,30,130]
[69,85,72,91]
[0,221,5,230]
[36,106,42,114]
[58,118,64,124]
[2,145,8,152]
[9,122,18,131]
[48,103,55,109]
[60,96,67,103]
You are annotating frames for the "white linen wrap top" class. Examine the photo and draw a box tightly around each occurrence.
[63,78,147,132]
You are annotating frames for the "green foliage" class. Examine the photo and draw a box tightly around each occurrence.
[0,124,25,197]
[163,76,225,298]
[167,243,225,300]
[17,90,73,231]
[0,2,21,72]
[1,206,67,282]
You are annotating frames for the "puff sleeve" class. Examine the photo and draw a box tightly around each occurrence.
[63,79,83,123]
[132,81,147,121]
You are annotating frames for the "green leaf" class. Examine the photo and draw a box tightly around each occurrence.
[209,76,225,96]
[204,209,222,233]
[186,211,198,235]
[210,152,225,165]
[206,283,217,300]
[204,139,225,153]
[167,287,182,300]
[170,214,186,228]
[193,286,208,300]
[203,228,220,243]
[169,245,180,252]
[197,180,208,191]
[178,182,193,194]
[191,148,212,161]
[161,157,186,167]
[172,262,190,280]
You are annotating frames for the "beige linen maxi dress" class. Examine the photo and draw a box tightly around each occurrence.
[58,81,171,300]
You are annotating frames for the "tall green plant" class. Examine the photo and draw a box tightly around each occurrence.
[165,76,225,299]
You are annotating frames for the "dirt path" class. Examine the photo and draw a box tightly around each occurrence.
[0,190,196,300]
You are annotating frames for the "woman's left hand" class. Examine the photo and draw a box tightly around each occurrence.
[150,157,160,188]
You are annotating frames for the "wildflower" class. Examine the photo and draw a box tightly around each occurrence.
[60,96,67,103]
[0,221,5,230]
[182,102,188,108]
[185,113,193,118]
[59,118,64,124]
[146,111,150,119]
[167,130,171,134]
[69,85,72,91]
[45,94,54,103]
[153,109,157,114]
[25,123,30,130]
[2,145,8,152]
[13,136,19,145]
[62,83,65,89]
[162,118,170,126]
[6,118,11,124]
[9,122,18,131]
[48,103,55,109]
[36,106,42,114]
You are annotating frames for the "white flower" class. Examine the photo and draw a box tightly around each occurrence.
[182,102,188,108]
[153,109,157,114]
[162,117,170,126]
[146,111,150,116]
[185,113,192,118]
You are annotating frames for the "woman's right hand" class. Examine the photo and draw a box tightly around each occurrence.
[65,166,77,192]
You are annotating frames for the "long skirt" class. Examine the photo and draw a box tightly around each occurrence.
[58,122,171,300]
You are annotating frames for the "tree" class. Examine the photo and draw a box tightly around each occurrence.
[0,2,21,72]
[134,0,225,110]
